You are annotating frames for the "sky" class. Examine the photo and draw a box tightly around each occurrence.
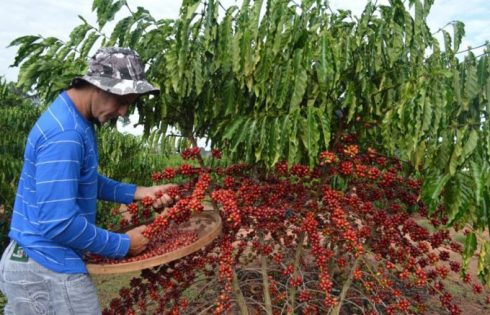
[0,0,489,134]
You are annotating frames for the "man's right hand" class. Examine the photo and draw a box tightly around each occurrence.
[125,225,149,256]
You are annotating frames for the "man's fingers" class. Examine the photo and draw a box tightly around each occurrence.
[162,194,173,205]
[135,243,148,251]
[162,184,178,191]
[132,246,146,256]
[153,193,173,208]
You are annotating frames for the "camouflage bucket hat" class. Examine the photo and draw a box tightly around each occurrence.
[72,47,160,96]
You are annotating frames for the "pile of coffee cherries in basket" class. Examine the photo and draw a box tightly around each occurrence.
[85,171,212,265]
[85,228,199,264]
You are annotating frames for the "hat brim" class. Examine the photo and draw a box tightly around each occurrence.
[72,75,160,96]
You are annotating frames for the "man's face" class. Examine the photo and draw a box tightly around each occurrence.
[91,90,138,124]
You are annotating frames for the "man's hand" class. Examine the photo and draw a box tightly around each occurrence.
[134,184,178,209]
[125,225,149,256]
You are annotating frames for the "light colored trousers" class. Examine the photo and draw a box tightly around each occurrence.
[0,240,101,314]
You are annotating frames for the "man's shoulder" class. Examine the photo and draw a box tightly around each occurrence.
[36,99,90,138]
[31,116,87,150]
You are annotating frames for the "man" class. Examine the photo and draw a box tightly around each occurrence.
[0,47,174,314]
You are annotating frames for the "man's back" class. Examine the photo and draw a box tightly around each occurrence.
[9,91,128,273]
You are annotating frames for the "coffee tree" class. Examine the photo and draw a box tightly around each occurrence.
[86,145,483,314]
[8,0,490,313]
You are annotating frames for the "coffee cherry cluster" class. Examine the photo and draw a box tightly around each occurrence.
[211,189,241,228]
[143,173,210,240]
[100,140,488,315]
[211,148,222,159]
[181,147,201,160]
[319,151,338,164]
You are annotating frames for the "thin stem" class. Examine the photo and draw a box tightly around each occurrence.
[232,269,250,315]
[287,232,306,314]
[260,234,273,315]
[197,303,216,315]
[456,42,488,55]
[330,256,360,315]
[431,20,459,35]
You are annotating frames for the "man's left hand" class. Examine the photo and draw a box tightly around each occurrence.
[134,184,178,209]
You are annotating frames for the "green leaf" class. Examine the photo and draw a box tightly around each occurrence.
[414,0,424,34]
[462,129,478,160]
[245,119,257,161]
[67,24,92,48]
[277,115,290,163]
[8,35,42,67]
[414,140,426,170]
[223,76,236,116]
[93,0,126,28]
[303,106,320,167]
[478,241,490,284]
[269,117,280,165]
[422,173,450,214]
[471,160,483,205]
[80,32,100,58]
[193,57,204,95]
[288,110,299,165]
[442,30,451,53]
[463,232,477,273]
[453,21,465,52]
[255,117,268,161]
[464,64,479,103]
[230,117,251,154]
[420,89,432,133]
[185,1,201,20]
[316,109,331,150]
[8,35,40,48]
[449,138,463,175]
[222,116,245,141]
[109,16,132,46]
[289,49,307,111]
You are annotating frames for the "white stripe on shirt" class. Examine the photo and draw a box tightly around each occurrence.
[37,217,71,223]
[36,178,78,185]
[38,140,82,150]
[94,232,110,254]
[37,198,77,204]
[66,218,88,244]
[48,108,64,132]
[36,160,80,166]
[36,123,47,140]
[30,249,63,265]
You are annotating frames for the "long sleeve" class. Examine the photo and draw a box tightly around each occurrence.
[97,174,136,204]
[34,130,130,258]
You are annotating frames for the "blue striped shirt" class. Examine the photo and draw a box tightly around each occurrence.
[9,91,136,273]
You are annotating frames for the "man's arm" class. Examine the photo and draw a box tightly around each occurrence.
[97,174,136,204]
[35,131,130,257]
[98,174,177,208]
